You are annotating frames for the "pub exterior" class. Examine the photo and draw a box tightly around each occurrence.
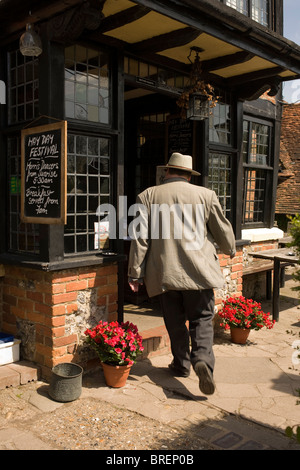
[0,0,300,378]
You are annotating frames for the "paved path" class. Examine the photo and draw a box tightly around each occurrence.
[0,289,299,451]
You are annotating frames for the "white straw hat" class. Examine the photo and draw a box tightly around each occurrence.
[157,152,200,176]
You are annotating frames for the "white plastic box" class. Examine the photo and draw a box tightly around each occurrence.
[0,339,21,365]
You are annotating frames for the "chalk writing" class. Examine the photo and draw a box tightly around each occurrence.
[23,127,63,220]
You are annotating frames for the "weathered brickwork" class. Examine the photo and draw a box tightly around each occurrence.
[214,248,243,307]
[0,263,118,378]
[0,239,280,375]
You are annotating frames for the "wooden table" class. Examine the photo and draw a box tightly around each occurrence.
[251,248,299,321]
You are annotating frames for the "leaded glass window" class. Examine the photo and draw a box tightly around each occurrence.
[252,0,269,27]
[7,135,39,253]
[219,0,270,27]
[65,45,111,124]
[209,94,231,145]
[208,152,232,221]
[64,134,111,254]
[242,119,272,224]
[224,0,248,15]
[8,50,39,124]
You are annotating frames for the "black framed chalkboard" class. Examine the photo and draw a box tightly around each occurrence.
[21,121,67,224]
[166,115,195,159]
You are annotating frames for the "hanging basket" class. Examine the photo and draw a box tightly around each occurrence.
[101,362,132,388]
[230,327,250,345]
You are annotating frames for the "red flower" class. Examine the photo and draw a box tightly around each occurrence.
[84,320,144,366]
[218,295,275,331]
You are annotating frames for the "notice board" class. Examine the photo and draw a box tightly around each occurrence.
[166,115,194,158]
[21,121,67,224]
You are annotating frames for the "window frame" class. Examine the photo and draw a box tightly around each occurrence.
[1,40,122,262]
[63,43,120,257]
[209,89,232,147]
[64,44,112,127]
[208,151,233,223]
[242,116,274,228]
[205,89,237,226]
[5,45,40,256]
[219,0,272,29]
[64,129,115,256]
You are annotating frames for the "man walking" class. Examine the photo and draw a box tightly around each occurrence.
[128,152,236,395]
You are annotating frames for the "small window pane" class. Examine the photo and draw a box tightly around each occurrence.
[242,119,272,224]
[208,153,232,221]
[7,135,39,253]
[224,0,248,15]
[221,0,269,27]
[209,96,231,145]
[243,121,271,166]
[65,45,111,124]
[243,169,266,223]
[8,50,39,124]
[65,135,111,255]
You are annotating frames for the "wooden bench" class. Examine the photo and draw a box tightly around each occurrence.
[243,259,288,300]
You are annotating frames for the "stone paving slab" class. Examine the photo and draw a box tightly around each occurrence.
[0,291,299,451]
[0,427,56,450]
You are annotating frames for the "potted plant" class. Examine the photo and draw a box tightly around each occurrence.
[217,296,275,344]
[84,320,144,387]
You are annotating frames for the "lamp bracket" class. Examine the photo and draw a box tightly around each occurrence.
[188,46,204,63]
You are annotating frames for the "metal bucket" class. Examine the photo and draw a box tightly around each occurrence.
[49,362,83,402]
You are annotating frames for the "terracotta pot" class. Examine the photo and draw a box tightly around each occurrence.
[101,362,132,388]
[230,327,250,344]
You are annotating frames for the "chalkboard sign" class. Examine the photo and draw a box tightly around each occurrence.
[21,121,67,224]
[167,115,194,158]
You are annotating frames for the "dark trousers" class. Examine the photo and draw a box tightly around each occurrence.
[159,289,215,374]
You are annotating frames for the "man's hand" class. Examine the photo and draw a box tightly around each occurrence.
[128,279,143,292]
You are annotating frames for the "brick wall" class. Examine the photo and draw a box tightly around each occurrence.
[0,239,280,375]
[214,247,243,307]
[1,263,118,379]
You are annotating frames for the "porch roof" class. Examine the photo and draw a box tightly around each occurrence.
[1,0,300,100]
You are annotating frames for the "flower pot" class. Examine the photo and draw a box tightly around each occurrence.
[101,362,132,388]
[230,327,250,345]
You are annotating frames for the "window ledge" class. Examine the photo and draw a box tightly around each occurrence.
[241,227,284,243]
[0,253,126,272]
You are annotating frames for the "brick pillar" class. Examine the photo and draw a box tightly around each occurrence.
[215,247,244,308]
[1,263,118,379]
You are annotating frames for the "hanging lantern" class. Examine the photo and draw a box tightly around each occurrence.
[20,23,42,57]
[177,47,217,120]
[187,92,210,120]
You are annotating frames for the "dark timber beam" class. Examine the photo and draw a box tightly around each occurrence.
[95,5,151,33]
[133,0,300,75]
[226,66,285,86]
[234,80,278,101]
[202,51,254,72]
[130,27,202,54]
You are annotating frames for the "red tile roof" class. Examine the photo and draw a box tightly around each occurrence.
[276,104,300,214]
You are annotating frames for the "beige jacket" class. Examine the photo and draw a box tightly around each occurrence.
[128,178,236,298]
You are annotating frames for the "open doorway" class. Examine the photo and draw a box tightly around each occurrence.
[124,92,177,209]
[123,89,177,329]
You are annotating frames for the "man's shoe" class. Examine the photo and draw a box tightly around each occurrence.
[194,361,215,395]
[168,362,190,377]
